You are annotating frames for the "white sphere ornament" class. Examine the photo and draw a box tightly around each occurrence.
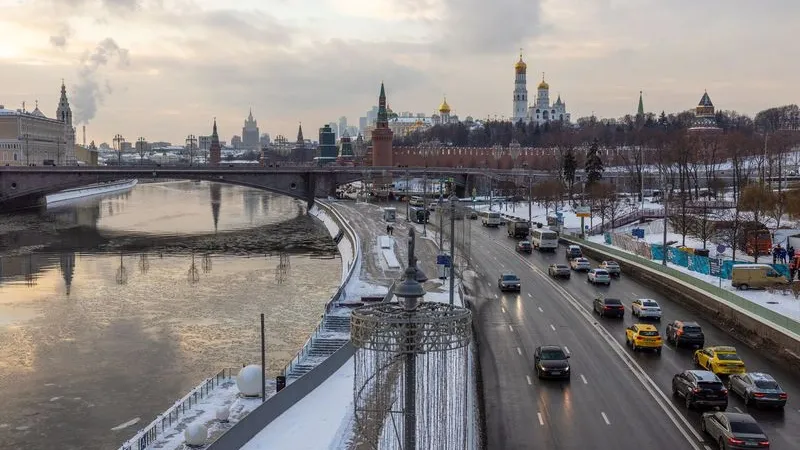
[236,365,263,397]
[184,423,208,447]
[216,406,230,422]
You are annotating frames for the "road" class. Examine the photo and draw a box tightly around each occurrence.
[465,221,800,449]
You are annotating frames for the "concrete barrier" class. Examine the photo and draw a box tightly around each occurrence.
[561,235,800,373]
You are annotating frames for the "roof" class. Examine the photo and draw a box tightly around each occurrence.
[708,346,737,353]
[698,91,714,107]
[748,372,775,382]
[676,321,700,327]
[501,272,518,277]
[719,412,757,423]
[634,324,658,331]
[538,345,564,352]
[0,107,19,116]
[687,370,720,381]
[599,297,622,303]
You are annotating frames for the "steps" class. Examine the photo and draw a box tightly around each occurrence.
[286,312,352,380]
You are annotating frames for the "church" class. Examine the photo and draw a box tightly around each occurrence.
[512,52,570,125]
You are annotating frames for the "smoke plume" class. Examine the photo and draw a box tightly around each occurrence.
[72,38,130,125]
[49,23,73,48]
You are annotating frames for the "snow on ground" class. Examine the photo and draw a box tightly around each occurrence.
[378,235,401,268]
[310,203,355,283]
[240,358,356,450]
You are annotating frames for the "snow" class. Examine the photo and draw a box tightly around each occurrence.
[378,235,401,268]
[240,358,356,450]
[310,203,354,283]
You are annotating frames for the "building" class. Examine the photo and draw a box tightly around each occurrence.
[511,52,570,125]
[317,124,337,164]
[242,109,260,149]
[0,82,76,166]
[230,135,242,149]
[209,118,221,165]
[74,142,99,165]
[370,83,393,173]
[327,121,338,141]
[260,133,271,148]
[358,116,368,135]
[338,116,347,137]
[688,90,721,132]
[338,131,354,164]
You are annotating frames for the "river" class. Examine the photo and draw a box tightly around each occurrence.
[0,180,341,450]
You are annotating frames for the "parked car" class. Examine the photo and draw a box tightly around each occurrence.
[570,257,591,271]
[672,370,729,410]
[533,345,570,379]
[700,412,770,449]
[516,241,533,254]
[631,298,662,320]
[593,298,625,318]
[665,320,705,348]
[599,260,621,276]
[498,273,521,292]
[728,372,787,409]
[565,245,583,259]
[587,269,611,285]
[548,264,571,279]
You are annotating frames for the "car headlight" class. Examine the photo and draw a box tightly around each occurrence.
[564,366,570,371]
[539,364,547,371]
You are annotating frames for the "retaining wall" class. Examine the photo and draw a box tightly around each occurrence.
[561,235,800,373]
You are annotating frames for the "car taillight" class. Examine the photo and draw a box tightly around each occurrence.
[676,330,683,336]
[758,441,769,447]
[720,388,728,395]
[779,393,788,399]
[753,392,765,398]
[728,437,745,445]
[635,336,643,340]
[692,388,701,393]
[604,306,612,310]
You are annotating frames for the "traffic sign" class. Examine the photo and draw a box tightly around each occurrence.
[436,254,452,267]
[575,206,591,218]
[716,244,726,254]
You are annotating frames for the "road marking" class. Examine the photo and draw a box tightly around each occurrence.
[537,412,544,426]
[564,346,570,354]
[526,375,532,385]
[703,446,713,450]
[487,282,492,287]
[550,324,556,331]
[501,307,506,313]
[538,306,544,312]
[508,325,514,332]
[517,347,522,355]
[734,407,743,413]
[661,344,672,351]
[494,294,498,299]
[492,241,707,449]
[580,374,588,384]
[601,412,610,425]
[631,292,638,296]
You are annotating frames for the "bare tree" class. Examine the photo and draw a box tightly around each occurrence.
[689,204,719,250]
[533,179,563,217]
[588,182,615,233]
[738,183,777,263]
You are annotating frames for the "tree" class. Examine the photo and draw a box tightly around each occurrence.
[738,183,777,262]
[585,138,604,187]
[533,179,563,217]
[562,150,577,201]
[588,182,615,232]
[689,204,719,250]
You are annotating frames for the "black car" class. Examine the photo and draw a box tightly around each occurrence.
[593,298,625,318]
[728,372,787,409]
[672,370,728,410]
[565,245,582,260]
[665,320,705,348]
[516,241,533,253]
[534,345,570,379]
[700,412,770,449]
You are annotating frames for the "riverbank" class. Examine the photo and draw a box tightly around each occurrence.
[46,179,138,204]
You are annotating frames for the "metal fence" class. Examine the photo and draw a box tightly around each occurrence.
[118,367,238,450]
[562,234,800,336]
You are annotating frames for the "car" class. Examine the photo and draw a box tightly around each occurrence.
[693,346,746,376]
[672,370,729,410]
[631,298,662,320]
[665,320,705,348]
[570,257,591,271]
[599,260,621,276]
[565,245,582,260]
[728,373,787,409]
[548,263,571,279]
[498,273,521,292]
[534,345,570,379]
[700,412,770,449]
[587,268,611,285]
[593,297,625,318]
[468,211,478,220]
[516,240,532,253]
[625,323,663,354]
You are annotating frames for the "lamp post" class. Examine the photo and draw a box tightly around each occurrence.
[394,228,427,450]
[113,134,125,165]
[661,168,668,266]
[186,134,198,166]
[405,170,410,221]
[422,148,428,236]
[448,193,458,306]
[136,137,147,164]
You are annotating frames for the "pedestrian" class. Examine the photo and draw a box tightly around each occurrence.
[772,246,778,264]
[389,225,394,235]
[386,224,391,235]
[789,245,795,260]
[779,246,787,264]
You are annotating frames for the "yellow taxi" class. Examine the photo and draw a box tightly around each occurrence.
[625,324,663,354]
[693,346,746,376]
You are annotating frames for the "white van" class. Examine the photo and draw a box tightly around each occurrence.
[531,228,559,251]
[480,211,502,227]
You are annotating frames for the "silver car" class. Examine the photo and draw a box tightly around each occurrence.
[570,257,591,271]
[700,412,769,449]
[728,372,787,409]
[498,273,521,292]
[600,260,621,276]
[587,269,611,285]
[632,298,662,320]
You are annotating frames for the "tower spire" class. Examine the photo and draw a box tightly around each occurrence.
[377,82,388,128]
[637,90,644,117]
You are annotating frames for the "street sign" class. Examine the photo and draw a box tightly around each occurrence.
[575,206,591,218]
[716,244,726,254]
[436,254,452,267]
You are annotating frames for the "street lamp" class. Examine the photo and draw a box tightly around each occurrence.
[113,134,125,165]
[136,137,147,164]
[448,193,459,305]
[186,134,198,166]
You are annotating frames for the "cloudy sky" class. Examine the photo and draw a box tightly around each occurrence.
[0,0,797,145]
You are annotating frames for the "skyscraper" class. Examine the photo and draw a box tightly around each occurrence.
[318,124,337,164]
[242,108,260,149]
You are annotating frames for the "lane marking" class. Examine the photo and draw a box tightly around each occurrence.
[580,374,588,384]
[517,347,522,356]
[601,412,611,425]
[537,412,544,426]
[487,282,492,287]
[703,446,713,450]
[494,294,498,299]
[538,306,544,312]
[490,240,707,449]
[527,293,532,298]
[564,346,570,354]
[526,375,532,385]
[734,407,743,413]
[550,324,556,331]
[501,307,506,313]
[508,325,514,332]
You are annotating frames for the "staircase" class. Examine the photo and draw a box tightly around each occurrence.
[286,313,351,380]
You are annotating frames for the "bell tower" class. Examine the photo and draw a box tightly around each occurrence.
[512,50,528,123]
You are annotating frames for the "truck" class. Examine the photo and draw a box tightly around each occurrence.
[507,219,530,238]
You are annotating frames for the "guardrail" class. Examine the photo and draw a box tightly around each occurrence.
[562,233,800,336]
[282,199,361,377]
[118,367,238,450]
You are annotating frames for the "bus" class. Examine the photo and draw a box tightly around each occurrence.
[409,206,430,224]
[409,196,425,207]
[530,228,559,251]
[479,210,502,227]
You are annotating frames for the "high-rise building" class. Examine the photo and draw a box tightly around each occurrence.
[318,124,337,164]
[231,135,242,148]
[371,83,393,173]
[338,116,347,137]
[358,116,367,135]
[327,121,338,141]
[209,118,221,165]
[242,108,260,149]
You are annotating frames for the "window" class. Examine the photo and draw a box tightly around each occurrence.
[604,299,622,305]
[729,421,763,434]
[715,353,740,361]
[540,350,566,360]
[682,326,702,333]
[639,330,659,336]
[502,274,519,281]
[754,380,779,389]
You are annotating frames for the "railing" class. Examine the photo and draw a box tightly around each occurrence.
[118,367,238,450]
[562,234,800,336]
[587,208,664,235]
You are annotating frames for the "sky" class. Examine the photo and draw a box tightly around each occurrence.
[0,0,798,146]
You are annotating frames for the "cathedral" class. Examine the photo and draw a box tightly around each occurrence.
[512,52,570,125]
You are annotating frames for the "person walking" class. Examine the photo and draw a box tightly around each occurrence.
[772,245,779,264]
[779,246,787,264]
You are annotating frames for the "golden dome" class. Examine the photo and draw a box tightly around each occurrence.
[515,57,527,73]
[438,97,451,114]
[538,73,549,90]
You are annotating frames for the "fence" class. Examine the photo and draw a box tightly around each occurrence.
[118,367,238,450]
[563,233,800,335]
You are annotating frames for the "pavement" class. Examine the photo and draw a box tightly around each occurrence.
[465,222,800,450]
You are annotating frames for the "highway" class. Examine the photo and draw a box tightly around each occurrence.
[465,222,800,449]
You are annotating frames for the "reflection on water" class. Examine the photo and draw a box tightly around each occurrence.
[0,181,340,450]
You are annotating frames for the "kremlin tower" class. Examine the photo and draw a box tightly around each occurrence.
[512,51,528,123]
[371,83,393,169]
[209,118,221,165]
